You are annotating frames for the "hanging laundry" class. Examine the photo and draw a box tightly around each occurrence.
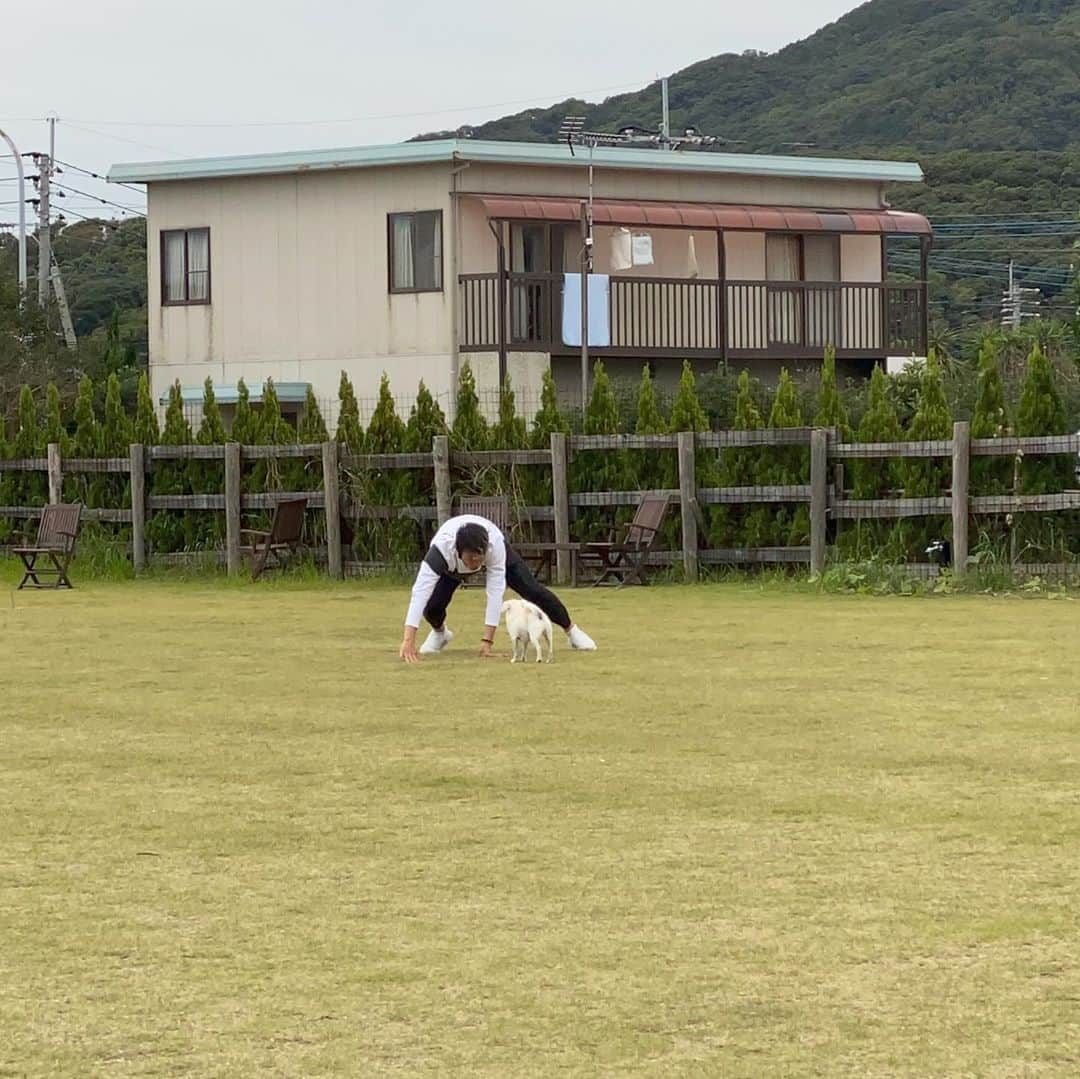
[561,273,611,347]
[611,228,633,272]
[631,232,654,266]
[687,234,699,278]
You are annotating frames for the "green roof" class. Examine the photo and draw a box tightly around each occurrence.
[110,138,922,185]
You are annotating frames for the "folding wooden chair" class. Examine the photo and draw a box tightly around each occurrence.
[458,495,510,531]
[576,493,672,587]
[240,497,307,580]
[456,496,510,587]
[15,503,83,590]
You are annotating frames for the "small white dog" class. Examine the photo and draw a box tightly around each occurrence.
[500,599,554,664]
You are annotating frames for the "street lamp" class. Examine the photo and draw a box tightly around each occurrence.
[0,125,27,293]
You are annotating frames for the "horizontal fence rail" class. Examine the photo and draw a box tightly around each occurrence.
[2,423,1078,580]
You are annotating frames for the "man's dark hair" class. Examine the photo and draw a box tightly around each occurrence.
[455,522,489,557]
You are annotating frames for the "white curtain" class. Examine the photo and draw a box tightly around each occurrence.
[164,231,186,302]
[766,235,801,281]
[766,235,802,344]
[392,216,415,289]
[187,229,209,301]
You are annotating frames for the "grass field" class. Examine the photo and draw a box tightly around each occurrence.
[3,570,1080,1077]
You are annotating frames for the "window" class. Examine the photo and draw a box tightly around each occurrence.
[161,227,210,305]
[388,211,443,293]
[765,233,843,348]
[766,234,802,281]
[765,234,841,282]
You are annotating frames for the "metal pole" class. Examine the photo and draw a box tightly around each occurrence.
[37,116,56,307]
[0,127,27,293]
[37,151,51,305]
[661,77,670,147]
[579,140,595,410]
[580,200,589,409]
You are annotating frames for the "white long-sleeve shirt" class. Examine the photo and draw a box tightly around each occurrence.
[404,514,507,629]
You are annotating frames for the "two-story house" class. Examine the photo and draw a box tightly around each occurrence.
[109,138,930,422]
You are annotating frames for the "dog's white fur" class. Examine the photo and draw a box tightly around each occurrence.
[500,599,554,664]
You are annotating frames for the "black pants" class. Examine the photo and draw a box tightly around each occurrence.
[423,548,572,631]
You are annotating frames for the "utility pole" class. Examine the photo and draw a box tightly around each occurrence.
[50,255,77,350]
[1001,259,1041,328]
[36,149,51,305]
[579,138,595,409]
[660,77,670,147]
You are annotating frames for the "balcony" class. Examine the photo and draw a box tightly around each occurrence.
[459,273,927,361]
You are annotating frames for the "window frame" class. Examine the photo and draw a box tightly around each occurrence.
[764,232,842,282]
[160,227,211,307]
[386,210,444,295]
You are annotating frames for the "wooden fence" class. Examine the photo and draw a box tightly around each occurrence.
[2,425,1079,581]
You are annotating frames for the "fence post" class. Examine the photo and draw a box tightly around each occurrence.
[129,443,146,573]
[810,428,828,577]
[322,440,343,579]
[951,420,970,576]
[47,442,62,504]
[677,431,698,582]
[433,434,452,525]
[550,431,570,585]
[225,441,241,576]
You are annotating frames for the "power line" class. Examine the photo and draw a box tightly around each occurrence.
[50,181,144,216]
[890,259,1071,288]
[52,158,147,194]
[928,210,1080,219]
[43,81,647,129]
[59,122,182,157]
[54,206,123,225]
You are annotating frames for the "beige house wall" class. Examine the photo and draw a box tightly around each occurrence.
[457,162,885,210]
[147,162,456,414]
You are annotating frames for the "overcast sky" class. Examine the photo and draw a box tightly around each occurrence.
[1,0,865,226]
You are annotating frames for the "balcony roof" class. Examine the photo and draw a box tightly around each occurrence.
[475,194,932,235]
[109,138,924,186]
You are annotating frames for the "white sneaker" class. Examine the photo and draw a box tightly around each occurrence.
[419,627,454,654]
[567,625,597,651]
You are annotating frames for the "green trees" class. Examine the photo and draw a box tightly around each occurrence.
[1,340,1079,564]
[451,361,489,451]
[572,361,627,541]
[896,352,953,557]
[843,365,904,559]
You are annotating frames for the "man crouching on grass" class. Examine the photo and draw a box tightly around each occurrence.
[399,513,597,663]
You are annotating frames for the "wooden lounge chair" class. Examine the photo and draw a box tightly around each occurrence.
[240,497,307,580]
[458,494,580,585]
[458,495,510,531]
[456,496,509,587]
[14,503,83,590]
[576,492,672,587]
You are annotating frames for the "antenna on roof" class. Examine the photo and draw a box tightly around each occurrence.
[557,116,586,156]
[554,77,728,152]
